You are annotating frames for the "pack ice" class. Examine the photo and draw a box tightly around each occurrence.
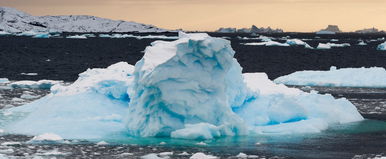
[1,33,363,140]
[274,66,386,88]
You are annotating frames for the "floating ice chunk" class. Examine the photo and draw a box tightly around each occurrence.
[1,142,21,146]
[17,31,38,36]
[377,41,386,50]
[286,39,314,49]
[10,80,62,89]
[0,78,9,84]
[243,41,290,47]
[30,133,63,141]
[20,73,38,76]
[330,39,339,42]
[66,35,87,39]
[0,31,11,36]
[358,40,367,46]
[316,30,335,35]
[274,66,386,88]
[316,42,350,49]
[190,152,218,159]
[236,153,248,158]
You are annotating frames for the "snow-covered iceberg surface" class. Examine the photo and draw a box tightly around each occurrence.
[2,33,363,140]
[274,66,386,88]
[378,42,386,51]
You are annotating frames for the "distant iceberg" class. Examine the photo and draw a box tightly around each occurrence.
[274,66,386,88]
[378,42,386,51]
[1,33,363,140]
[243,41,290,47]
[316,42,350,49]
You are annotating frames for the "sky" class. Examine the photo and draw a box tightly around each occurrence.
[1,0,386,32]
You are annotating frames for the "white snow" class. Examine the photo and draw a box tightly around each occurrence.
[30,133,63,141]
[377,42,386,50]
[358,41,367,46]
[1,33,363,140]
[274,66,386,87]
[0,7,168,33]
[0,31,11,35]
[286,39,314,49]
[190,152,218,159]
[96,141,108,145]
[20,73,38,76]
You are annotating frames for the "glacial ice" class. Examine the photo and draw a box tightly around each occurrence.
[274,66,386,88]
[378,42,386,50]
[99,34,178,39]
[1,33,363,140]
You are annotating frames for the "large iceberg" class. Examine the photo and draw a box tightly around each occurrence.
[1,33,363,140]
[274,66,386,88]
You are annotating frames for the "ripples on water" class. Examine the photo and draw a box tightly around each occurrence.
[1,84,386,158]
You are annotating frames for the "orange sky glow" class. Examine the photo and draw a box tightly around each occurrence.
[1,0,386,32]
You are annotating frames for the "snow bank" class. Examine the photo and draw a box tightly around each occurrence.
[377,42,386,51]
[66,35,87,39]
[316,42,350,49]
[2,33,363,140]
[274,66,386,88]
[10,80,62,89]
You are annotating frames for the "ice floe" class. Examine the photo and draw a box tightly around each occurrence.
[316,42,351,49]
[10,80,62,89]
[274,66,386,88]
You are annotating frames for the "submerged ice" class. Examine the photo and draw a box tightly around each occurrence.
[1,33,363,140]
